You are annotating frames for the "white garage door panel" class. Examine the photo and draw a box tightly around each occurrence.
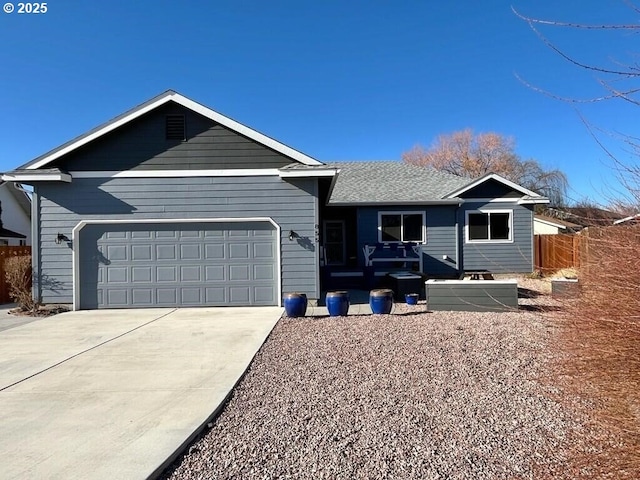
[78,222,278,309]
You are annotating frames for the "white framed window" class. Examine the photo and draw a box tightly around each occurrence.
[378,211,426,243]
[466,210,513,243]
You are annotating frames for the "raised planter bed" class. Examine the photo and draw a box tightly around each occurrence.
[425,279,518,312]
[551,278,580,298]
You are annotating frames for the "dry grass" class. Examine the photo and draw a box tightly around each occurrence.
[552,267,578,279]
[548,225,640,478]
[4,255,36,313]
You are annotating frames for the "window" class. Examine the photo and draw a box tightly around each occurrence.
[378,212,425,243]
[466,210,512,242]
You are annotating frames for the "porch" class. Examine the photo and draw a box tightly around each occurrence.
[321,265,426,299]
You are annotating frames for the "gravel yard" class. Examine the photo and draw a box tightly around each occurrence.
[161,280,591,479]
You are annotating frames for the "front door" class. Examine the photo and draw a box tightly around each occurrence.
[323,220,346,265]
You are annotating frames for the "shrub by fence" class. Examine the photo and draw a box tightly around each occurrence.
[0,246,32,304]
[550,224,640,477]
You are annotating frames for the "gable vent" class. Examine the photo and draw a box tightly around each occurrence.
[165,115,186,140]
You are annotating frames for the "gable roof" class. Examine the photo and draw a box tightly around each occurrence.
[19,90,322,170]
[326,161,469,205]
[443,172,544,199]
[548,206,624,227]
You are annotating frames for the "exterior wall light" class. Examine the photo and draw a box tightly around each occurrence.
[55,233,69,244]
[288,230,299,241]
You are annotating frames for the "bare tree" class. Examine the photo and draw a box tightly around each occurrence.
[514,4,640,478]
[513,2,640,209]
[402,129,568,205]
[512,4,640,106]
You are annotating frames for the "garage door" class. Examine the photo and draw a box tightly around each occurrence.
[77,221,278,309]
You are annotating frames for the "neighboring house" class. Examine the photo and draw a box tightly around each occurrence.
[533,214,582,235]
[0,182,31,246]
[2,91,548,310]
[547,206,624,228]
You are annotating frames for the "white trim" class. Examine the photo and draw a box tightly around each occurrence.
[71,217,282,311]
[465,209,514,244]
[2,173,72,183]
[27,91,322,170]
[278,168,338,178]
[71,169,281,179]
[460,197,548,205]
[68,168,339,179]
[377,210,427,244]
[445,173,544,199]
[455,213,460,271]
[461,197,521,203]
[518,197,550,205]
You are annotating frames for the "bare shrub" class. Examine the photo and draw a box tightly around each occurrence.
[550,225,640,478]
[5,255,36,313]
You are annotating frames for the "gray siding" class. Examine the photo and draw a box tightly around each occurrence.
[355,206,459,276]
[51,102,293,171]
[421,207,459,276]
[34,176,319,304]
[460,201,534,273]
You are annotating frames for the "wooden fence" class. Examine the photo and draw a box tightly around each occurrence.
[0,246,32,304]
[534,234,581,273]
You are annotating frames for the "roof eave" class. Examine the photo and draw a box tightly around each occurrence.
[2,172,72,183]
[613,212,640,225]
[278,168,338,178]
[534,217,568,229]
[327,199,463,207]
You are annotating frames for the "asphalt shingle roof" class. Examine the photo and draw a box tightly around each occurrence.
[326,161,470,204]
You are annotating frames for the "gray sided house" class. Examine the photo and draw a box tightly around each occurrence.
[3,91,548,310]
[318,162,548,287]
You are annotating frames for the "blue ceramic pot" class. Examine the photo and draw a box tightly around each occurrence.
[405,293,419,305]
[326,291,350,316]
[370,289,393,314]
[283,293,307,317]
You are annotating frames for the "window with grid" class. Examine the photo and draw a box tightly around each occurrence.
[378,212,425,243]
[466,210,512,242]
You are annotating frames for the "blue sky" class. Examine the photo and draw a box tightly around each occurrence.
[0,0,637,205]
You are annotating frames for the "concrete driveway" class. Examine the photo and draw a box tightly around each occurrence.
[0,307,282,480]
